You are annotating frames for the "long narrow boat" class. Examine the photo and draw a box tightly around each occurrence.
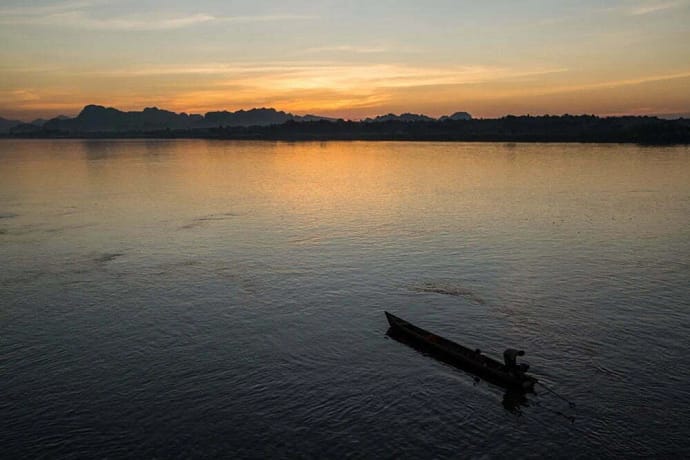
[385,311,537,391]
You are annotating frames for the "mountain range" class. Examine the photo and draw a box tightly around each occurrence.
[1,105,473,134]
[4,105,688,143]
[363,112,471,123]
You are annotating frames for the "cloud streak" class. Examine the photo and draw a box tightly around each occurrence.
[528,71,690,96]
[298,45,390,55]
[78,62,568,88]
[627,1,685,15]
[0,0,101,16]
[0,3,314,31]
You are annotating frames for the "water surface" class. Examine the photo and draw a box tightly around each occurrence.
[2,140,689,458]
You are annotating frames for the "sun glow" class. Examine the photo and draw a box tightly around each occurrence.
[1,1,689,120]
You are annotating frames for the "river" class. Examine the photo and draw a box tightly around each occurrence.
[2,140,689,458]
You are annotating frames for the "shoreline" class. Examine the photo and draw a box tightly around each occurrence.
[5,116,689,144]
[2,134,689,145]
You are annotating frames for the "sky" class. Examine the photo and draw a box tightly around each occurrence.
[1,0,689,120]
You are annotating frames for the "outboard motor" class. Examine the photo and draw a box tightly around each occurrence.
[503,348,525,368]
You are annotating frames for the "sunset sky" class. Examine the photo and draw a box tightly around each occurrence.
[1,0,689,120]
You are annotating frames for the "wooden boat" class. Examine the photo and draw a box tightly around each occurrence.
[385,311,537,391]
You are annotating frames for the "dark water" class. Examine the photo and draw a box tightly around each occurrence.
[1,140,689,458]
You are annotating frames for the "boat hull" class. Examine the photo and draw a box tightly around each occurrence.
[385,311,537,391]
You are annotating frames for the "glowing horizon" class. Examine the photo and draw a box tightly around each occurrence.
[1,1,689,120]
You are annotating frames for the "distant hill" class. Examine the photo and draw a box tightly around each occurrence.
[364,113,436,123]
[439,112,472,121]
[43,105,201,132]
[10,123,44,135]
[8,105,469,134]
[0,116,23,133]
[40,105,338,133]
[364,112,472,123]
[203,107,338,127]
[31,115,69,127]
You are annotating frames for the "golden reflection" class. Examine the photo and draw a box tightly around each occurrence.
[127,141,690,242]
[2,141,688,243]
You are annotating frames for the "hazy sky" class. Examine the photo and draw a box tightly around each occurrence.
[1,0,689,119]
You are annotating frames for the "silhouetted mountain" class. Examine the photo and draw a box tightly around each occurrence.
[300,114,340,122]
[43,105,199,132]
[204,108,287,127]
[439,112,472,121]
[30,115,70,127]
[364,112,473,123]
[203,107,336,126]
[364,113,436,123]
[10,123,43,135]
[32,104,466,134]
[0,116,23,133]
[41,105,337,133]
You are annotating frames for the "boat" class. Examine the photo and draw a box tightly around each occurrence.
[385,311,537,391]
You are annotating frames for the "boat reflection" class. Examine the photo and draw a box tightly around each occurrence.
[386,327,531,415]
[502,389,530,415]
